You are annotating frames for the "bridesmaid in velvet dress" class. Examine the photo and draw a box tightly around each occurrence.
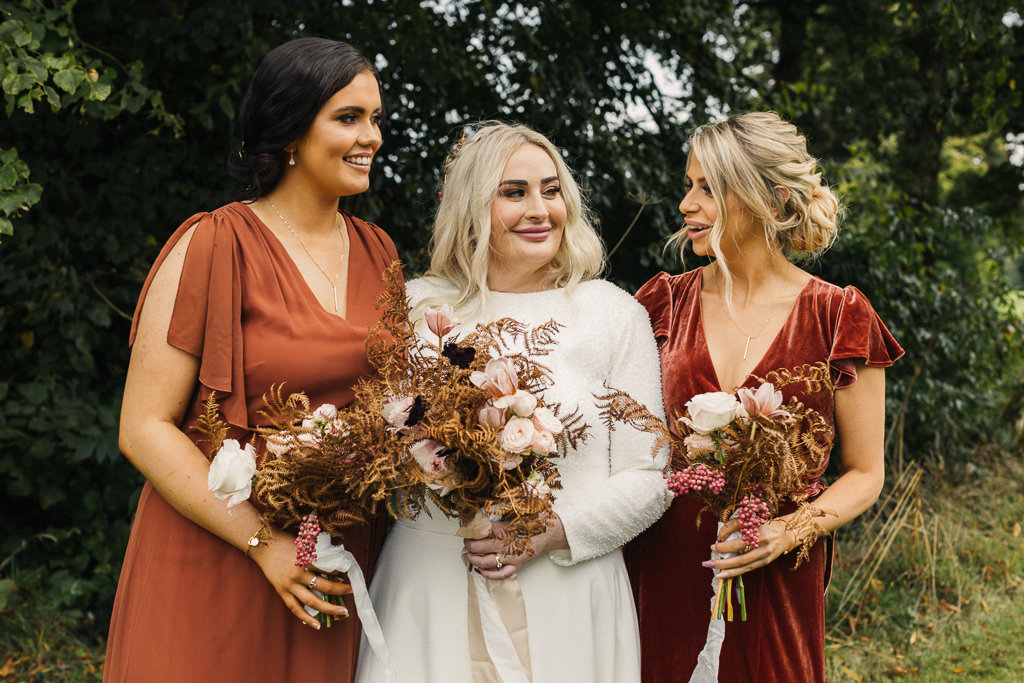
[627,111,903,682]
[104,39,397,682]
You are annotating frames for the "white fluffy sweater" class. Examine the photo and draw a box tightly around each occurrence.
[406,276,672,565]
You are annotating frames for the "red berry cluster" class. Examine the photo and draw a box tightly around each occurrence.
[736,495,770,549]
[295,512,320,568]
[666,464,727,497]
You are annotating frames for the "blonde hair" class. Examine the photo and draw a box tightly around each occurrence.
[667,111,842,305]
[422,121,605,315]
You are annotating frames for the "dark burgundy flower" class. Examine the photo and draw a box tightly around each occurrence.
[442,341,476,369]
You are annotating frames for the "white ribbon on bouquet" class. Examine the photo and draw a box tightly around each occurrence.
[689,520,741,683]
[305,532,396,683]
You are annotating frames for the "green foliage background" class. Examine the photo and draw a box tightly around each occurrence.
[1,0,1022,636]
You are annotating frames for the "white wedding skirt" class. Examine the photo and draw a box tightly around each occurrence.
[355,509,642,683]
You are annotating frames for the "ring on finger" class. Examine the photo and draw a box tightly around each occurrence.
[308,575,318,591]
[494,553,503,569]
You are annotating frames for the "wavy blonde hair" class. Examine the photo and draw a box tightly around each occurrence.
[667,111,843,306]
[422,121,605,315]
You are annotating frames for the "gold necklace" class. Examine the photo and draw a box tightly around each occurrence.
[713,265,792,361]
[267,200,347,313]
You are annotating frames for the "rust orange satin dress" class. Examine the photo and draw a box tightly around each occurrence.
[626,268,903,683]
[104,202,397,682]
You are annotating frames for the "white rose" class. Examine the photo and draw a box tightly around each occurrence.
[499,416,536,454]
[208,439,257,508]
[493,389,539,418]
[531,406,563,435]
[530,429,557,455]
[682,391,741,434]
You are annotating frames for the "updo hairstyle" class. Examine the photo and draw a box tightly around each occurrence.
[226,37,377,200]
[670,110,842,263]
[423,121,605,315]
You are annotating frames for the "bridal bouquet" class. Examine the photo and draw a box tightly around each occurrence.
[377,291,588,556]
[598,364,834,621]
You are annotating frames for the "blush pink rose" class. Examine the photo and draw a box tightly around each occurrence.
[424,304,459,338]
[470,357,518,398]
[501,452,524,470]
[530,428,557,455]
[478,403,507,429]
[531,406,563,435]
[522,472,552,499]
[500,416,535,454]
[737,382,790,419]
[493,389,538,417]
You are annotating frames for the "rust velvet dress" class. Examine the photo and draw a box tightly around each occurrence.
[626,268,903,683]
[104,203,397,682]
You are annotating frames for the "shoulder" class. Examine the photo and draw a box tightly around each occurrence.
[174,202,259,248]
[573,279,656,333]
[635,269,699,308]
[576,279,647,315]
[634,269,700,339]
[406,275,457,303]
[343,211,398,261]
[803,275,878,320]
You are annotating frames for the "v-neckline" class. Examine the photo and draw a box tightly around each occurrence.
[696,266,813,392]
[237,202,355,322]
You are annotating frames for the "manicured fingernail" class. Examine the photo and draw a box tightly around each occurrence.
[337,607,349,617]
[701,560,716,568]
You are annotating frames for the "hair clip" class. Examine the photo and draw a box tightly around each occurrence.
[442,126,476,177]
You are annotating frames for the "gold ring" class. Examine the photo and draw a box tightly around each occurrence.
[494,554,503,569]
[308,575,318,591]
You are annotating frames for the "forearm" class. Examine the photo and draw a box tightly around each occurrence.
[780,464,884,545]
[121,419,266,554]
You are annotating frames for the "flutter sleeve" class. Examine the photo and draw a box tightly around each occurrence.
[634,271,674,342]
[129,210,248,428]
[828,285,905,390]
[549,285,673,566]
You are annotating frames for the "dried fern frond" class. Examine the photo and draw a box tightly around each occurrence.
[190,391,230,455]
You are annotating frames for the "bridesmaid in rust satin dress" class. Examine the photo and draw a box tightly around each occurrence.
[626,112,903,682]
[105,39,396,682]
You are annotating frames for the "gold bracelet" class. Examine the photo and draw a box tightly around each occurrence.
[244,524,271,557]
[783,503,836,567]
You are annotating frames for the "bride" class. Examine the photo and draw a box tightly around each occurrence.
[356,122,671,683]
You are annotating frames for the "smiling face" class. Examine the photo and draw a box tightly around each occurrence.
[679,154,760,260]
[486,144,567,291]
[289,70,382,198]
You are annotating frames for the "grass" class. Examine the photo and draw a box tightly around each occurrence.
[0,610,104,682]
[825,448,1024,681]
[2,450,1022,682]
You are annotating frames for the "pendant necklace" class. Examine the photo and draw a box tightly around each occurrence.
[267,200,348,313]
[714,266,792,361]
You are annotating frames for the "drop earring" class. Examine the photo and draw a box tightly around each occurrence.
[288,149,296,166]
